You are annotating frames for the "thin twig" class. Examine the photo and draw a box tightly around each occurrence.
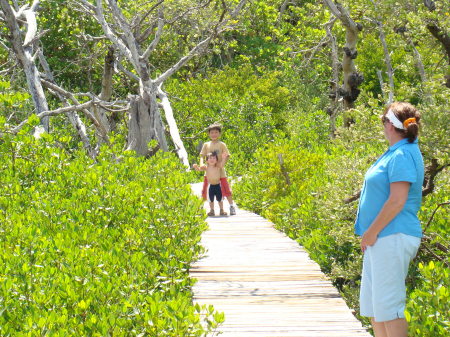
[423,202,450,233]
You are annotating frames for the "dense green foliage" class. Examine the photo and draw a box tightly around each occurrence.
[165,65,291,173]
[0,122,223,336]
[407,261,449,337]
[1,0,449,335]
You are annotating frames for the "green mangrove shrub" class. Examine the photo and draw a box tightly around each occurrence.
[0,124,222,336]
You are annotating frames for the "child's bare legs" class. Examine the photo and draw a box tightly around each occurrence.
[208,201,215,216]
[218,201,228,215]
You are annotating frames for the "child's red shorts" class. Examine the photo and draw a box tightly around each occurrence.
[202,176,232,201]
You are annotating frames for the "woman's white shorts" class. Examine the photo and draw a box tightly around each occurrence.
[359,233,421,322]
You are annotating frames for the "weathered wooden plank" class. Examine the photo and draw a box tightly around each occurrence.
[190,183,370,337]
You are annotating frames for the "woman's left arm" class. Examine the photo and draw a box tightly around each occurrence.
[361,181,410,251]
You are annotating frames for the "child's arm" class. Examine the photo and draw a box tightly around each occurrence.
[193,163,207,171]
[218,152,228,168]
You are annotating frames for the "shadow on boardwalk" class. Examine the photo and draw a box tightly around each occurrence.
[190,183,371,337]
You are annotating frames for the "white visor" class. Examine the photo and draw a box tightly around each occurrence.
[385,109,405,130]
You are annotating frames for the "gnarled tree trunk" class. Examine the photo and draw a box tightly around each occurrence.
[323,0,364,116]
[126,87,168,156]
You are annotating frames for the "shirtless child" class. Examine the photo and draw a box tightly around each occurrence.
[199,123,236,215]
[193,151,228,216]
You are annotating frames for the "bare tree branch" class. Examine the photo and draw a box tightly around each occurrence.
[423,159,450,197]
[0,68,11,75]
[72,0,247,158]
[141,7,164,60]
[41,79,127,110]
[155,35,213,85]
[133,0,164,30]
[106,0,141,68]
[166,0,214,25]
[117,62,140,82]
[40,79,110,141]
[376,68,386,99]
[423,202,450,233]
[298,35,329,68]
[79,0,135,67]
[155,0,247,85]
[39,102,95,118]
[38,50,94,155]
[10,101,94,134]
[0,39,11,52]
[98,103,130,113]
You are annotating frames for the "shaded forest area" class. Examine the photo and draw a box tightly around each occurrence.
[0,0,449,336]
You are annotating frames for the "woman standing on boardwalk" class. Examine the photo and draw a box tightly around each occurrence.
[354,102,424,337]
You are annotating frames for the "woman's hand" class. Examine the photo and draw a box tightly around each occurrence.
[361,229,378,252]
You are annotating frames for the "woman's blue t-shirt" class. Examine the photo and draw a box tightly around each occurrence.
[354,138,424,238]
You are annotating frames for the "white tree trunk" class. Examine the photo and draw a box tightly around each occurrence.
[158,85,190,168]
[1,0,49,131]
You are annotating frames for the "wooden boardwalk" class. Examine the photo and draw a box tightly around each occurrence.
[190,183,371,337]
